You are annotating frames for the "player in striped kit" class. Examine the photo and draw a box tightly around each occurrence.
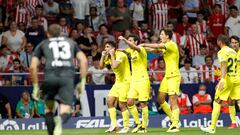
[197,55,219,83]
[185,24,209,57]
[149,0,168,33]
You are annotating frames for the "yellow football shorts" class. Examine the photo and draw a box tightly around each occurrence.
[159,75,181,95]
[108,82,130,102]
[215,77,234,101]
[127,80,150,101]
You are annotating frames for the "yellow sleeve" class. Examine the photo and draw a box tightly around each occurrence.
[104,58,111,65]
[115,52,123,63]
[139,46,147,57]
[218,51,227,64]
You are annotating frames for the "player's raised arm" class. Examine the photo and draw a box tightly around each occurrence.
[109,48,120,69]
[118,36,141,52]
[141,42,166,49]
[99,50,107,69]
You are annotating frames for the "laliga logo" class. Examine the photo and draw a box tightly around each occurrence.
[0,120,19,130]
[161,116,170,128]
[161,116,182,128]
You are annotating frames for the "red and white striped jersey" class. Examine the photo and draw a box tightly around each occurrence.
[209,0,229,18]
[15,4,29,24]
[150,3,168,30]
[185,34,209,57]
[197,65,219,83]
[172,32,181,45]
[27,0,44,16]
[196,20,207,35]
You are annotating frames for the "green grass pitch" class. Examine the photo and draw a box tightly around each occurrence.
[0,127,240,135]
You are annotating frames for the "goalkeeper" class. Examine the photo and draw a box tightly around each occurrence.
[30,24,88,135]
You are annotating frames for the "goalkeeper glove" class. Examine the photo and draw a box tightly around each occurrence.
[75,77,86,99]
[32,83,39,100]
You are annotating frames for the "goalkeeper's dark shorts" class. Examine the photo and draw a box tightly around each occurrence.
[41,74,74,106]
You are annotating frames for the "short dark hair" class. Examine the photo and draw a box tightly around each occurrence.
[205,55,213,62]
[160,29,173,39]
[230,35,240,42]
[217,34,230,46]
[92,56,100,61]
[184,58,192,64]
[48,24,61,37]
[98,24,107,30]
[127,34,140,44]
[31,16,38,21]
[105,41,117,48]
[36,5,43,9]
[90,6,97,11]
[200,44,207,49]
[229,5,238,11]
[214,4,221,9]
[13,58,21,64]
[90,42,98,46]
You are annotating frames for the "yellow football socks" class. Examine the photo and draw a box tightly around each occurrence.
[210,101,221,129]
[142,106,148,128]
[172,108,180,126]
[122,110,130,128]
[128,105,141,125]
[108,108,117,127]
[229,105,236,123]
[161,101,173,122]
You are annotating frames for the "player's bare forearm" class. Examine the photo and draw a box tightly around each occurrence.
[110,54,119,69]
[144,46,157,52]
[142,43,165,49]
[220,61,227,79]
[77,51,88,79]
[99,55,106,69]
[120,36,140,51]
[30,57,40,84]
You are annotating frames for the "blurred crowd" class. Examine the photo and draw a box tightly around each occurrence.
[0,0,240,118]
[0,0,240,86]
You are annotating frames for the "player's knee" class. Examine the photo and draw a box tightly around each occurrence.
[158,92,166,104]
[139,101,147,108]
[107,98,115,107]
[127,99,135,107]
[119,102,127,111]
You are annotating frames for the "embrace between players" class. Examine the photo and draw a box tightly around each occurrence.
[29,23,240,135]
[101,29,181,133]
[101,30,240,134]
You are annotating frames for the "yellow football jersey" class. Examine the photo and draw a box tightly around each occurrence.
[163,40,180,77]
[236,50,240,76]
[218,46,237,78]
[104,51,131,83]
[126,47,149,81]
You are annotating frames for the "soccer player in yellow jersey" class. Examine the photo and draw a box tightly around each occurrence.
[142,29,181,133]
[200,35,237,134]
[228,35,240,128]
[118,35,150,133]
[99,41,131,133]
